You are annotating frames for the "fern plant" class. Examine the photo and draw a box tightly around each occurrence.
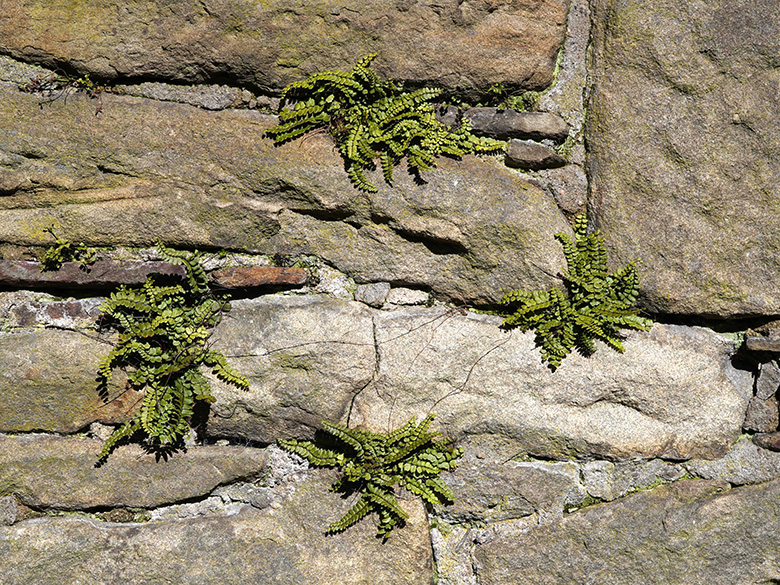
[278,415,463,538]
[266,54,505,192]
[499,214,653,370]
[96,244,249,461]
[38,226,96,271]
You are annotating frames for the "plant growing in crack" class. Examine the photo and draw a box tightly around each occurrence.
[95,243,249,463]
[38,225,97,272]
[266,53,505,192]
[498,213,653,370]
[278,414,463,539]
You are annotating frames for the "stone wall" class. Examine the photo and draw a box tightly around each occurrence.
[1,1,780,583]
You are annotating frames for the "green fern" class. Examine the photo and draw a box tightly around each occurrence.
[499,214,653,370]
[96,243,249,461]
[278,415,463,539]
[266,54,505,192]
[38,226,96,271]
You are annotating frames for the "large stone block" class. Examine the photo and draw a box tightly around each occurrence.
[0,435,269,509]
[587,0,780,317]
[0,0,568,95]
[350,307,751,460]
[0,79,568,305]
[0,328,136,433]
[474,479,780,585]
[0,470,432,585]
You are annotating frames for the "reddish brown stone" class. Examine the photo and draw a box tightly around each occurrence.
[209,266,307,289]
[0,261,307,292]
[0,260,184,290]
[745,335,780,353]
[753,432,780,452]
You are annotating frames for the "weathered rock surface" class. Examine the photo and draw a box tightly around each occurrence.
[0,260,184,290]
[0,470,433,585]
[0,78,568,305]
[587,0,780,317]
[474,479,780,585]
[464,108,570,142]
[0,0,568,95]
[0,328,136,433]
[206,296,376,443]
[0,260,307,291]
[0,434,269,510]
[437,437,585,524]
[351,307,751,460]
[2,294,752,461]
[746,335,780,353]
[754,432,780,452]
[505,139,567,170]
[686,435,780,487]
[581,459,687,502]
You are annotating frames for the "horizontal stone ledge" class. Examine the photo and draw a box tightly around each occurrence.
[463,107,570,142]
[745,335,780,353]
[505,139,567,171]
[0,434,270,510]
[0,261,307,291]
[0,470,432,585]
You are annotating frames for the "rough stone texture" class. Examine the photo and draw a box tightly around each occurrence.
[0,78,569,305]
[0,470,433,585]
[0,260,185,290]
[587,0,780,317]
[112,82,241,110]
[0,328,137,433]
[747,335,780,353]
[536,164,588,215]
[756,360,780,399]
[385,287,429,306]
[0,295,753,461]
[581,459,687,502]
[0,434,269,510]
[208,266,307,289]
[0,0,568,96]
[0,292,102,329]
[505,139,567,170]
[0,496,16,526]
[206,296,376,443]
[351,307,751,460]
[754,432,780,452]
[538,0,590,133]
[743,395,779,433]
[686,435,780,487]
[475,479,780,585]
[354,282,390,308]
[434,436,585,525]
[0,260,306,291]
[464,108,570,142]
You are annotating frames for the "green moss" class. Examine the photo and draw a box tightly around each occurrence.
[271,352,312,371]
[565,493,606,513]
[429,517,454,537]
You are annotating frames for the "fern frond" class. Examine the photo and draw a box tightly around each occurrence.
[267,54,502,191]
[499,213,651,369]
[278,415,462,537]
[95,246,247,462]
[328,496,373,534]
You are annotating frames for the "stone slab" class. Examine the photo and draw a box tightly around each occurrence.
[0,470,432,585]
[474,479,780,585]
[0,0,568,96]
[587,0,780,317]
[0,80,568,306]
[350,307,750,460]
[0,434,269,510]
